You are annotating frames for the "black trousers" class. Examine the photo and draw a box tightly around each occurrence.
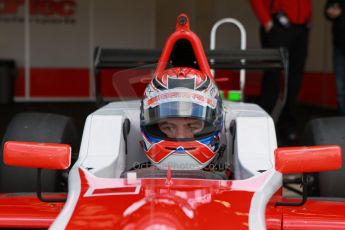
[259,23,309,127]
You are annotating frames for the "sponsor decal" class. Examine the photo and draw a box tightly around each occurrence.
[84,185,141,197]
[0,0,77,24]
[209,83,218,97]
[144,88,217,109]
[144,84,157,98]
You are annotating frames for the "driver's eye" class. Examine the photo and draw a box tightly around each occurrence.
[189,126,198,131]
[161,126,173,131]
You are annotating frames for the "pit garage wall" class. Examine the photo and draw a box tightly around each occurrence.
[0,0,155,101]
[0,0,336,108]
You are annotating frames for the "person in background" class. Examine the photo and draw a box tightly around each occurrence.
[325,0,345,115]
[249,0,312,144]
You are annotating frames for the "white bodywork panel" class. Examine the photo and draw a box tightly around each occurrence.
[78,100,144,178]
[222,101,277,179]
[76,99,276,179]
[235,116,276,179]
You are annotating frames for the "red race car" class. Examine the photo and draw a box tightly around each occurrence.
[1,14,345,229]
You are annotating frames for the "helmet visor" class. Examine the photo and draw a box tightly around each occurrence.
[142,100,218,124]
[143,117,218,141]
[142,100,222,140]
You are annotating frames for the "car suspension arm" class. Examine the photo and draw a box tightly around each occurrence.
[275,174,310,207]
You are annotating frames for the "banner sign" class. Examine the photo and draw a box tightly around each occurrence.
[0,0,77,24]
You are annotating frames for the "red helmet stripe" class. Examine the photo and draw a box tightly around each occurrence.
[145,140,216,164]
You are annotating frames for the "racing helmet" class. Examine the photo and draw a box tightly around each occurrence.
[140,67,223,170]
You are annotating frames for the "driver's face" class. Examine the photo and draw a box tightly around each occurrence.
[158,118,204,138]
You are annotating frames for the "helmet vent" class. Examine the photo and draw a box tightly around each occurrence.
[167,77,194,89]
[165,147,196,151]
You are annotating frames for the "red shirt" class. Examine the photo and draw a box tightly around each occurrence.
[250,0,312,27]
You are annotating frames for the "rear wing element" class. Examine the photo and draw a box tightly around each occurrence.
[93,47,288,122]
[94,48,287,70]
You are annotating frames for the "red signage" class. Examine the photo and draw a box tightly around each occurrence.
[0,0,76,16]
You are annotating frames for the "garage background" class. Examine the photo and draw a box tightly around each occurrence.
[0,0,335,106]
[0,0,338,146]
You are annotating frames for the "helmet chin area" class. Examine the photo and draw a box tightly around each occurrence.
[142,138,219,170]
